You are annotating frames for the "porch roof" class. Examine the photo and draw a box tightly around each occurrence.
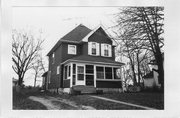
[61,55,125,66]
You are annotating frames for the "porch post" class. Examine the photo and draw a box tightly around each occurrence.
[94,65,96,87]
[70,63,73,87]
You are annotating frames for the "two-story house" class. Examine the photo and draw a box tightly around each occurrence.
[45,24,124,94]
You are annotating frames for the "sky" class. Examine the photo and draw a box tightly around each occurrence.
[12,7,120,86]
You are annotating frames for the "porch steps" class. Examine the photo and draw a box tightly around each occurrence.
[72,85,96,94]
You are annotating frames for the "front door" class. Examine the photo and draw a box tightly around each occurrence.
[76,64,85,85]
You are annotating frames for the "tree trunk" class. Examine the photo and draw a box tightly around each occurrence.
[155,51,164,92]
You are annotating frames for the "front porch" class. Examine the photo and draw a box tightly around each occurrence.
[61,61,123,93]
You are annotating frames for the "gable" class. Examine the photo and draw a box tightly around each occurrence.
[88,27,112,44]
[82,25,116,45]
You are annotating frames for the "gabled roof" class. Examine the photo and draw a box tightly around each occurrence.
[61,55,125,66]
[47,24,91,56]
[47,24,116,56]
[61,24,92,42]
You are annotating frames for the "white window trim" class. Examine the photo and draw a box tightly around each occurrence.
[68,44,76,55]
[57,66,60,75]
[101,44,112,57]
[88,42,99,56]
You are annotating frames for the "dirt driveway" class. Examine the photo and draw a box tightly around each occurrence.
[29,96,96,110]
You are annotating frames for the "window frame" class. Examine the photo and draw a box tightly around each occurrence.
[68,44,76,55]
[57,65,60,75]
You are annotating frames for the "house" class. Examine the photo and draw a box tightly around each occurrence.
[45,24,124,94]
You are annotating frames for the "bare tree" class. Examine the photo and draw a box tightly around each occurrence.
[32,55,46,87]
[115,7,164,90]
[12,29,44,86]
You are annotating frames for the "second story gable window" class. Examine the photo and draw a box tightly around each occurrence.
[101,44,112,57]
[92,42,96,55]
[104,44,109,56]
[68,45,76,55]
[88,42,99,56]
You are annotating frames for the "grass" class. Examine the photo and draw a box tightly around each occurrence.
[46,93,143,110]
[42,91,163,110]
[98,92,164,109]
[13,89,47,110]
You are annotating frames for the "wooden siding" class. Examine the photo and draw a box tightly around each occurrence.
[96,80,122,88]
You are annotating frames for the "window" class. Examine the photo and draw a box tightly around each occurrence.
[68,65,71,77]
[86,65,94,86]
[104,44,109,56]
[52,52,55,64]
[68,45,76,55]
[92,42,96,55]
[86,65,94,74]
[105,67,112,79]
[113,68,120,79]
[64,66,68,79]
[57,66,60,75]
[72,64,76,85]
[88,42,99,56]
[96,66,104,79]
[101,44,112,57]
[77,66,84,80]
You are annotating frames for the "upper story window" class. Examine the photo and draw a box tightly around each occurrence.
[68,45,76,55]
[92,42,96,55]
[88,42,99,56]
[101,44,112,57]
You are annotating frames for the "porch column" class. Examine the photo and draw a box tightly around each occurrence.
[70,63,73,87]
[94,65,96,87]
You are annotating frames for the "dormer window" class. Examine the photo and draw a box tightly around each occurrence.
[68,45,76,55]
[88,42,99,56]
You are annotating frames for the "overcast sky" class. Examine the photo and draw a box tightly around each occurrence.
[12,7,120,86]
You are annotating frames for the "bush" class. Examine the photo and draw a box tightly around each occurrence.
[127,85,141,93]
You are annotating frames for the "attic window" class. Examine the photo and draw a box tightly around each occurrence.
[68,45,76,55]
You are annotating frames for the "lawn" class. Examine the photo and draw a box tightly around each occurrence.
[13,89,47,110]
[57,94,143,110]
[98,92,164,109]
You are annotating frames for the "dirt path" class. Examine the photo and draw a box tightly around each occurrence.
[29,96,96,110]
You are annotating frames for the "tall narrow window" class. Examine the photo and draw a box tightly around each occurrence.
[68,65,71,77]
[92,42,96,55]
[104,44,109,56]
[96,66,104,79]
[105,67,112,79]
[113,68,120,79]
[64,66,68,79]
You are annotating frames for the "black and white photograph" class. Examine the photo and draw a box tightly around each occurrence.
[1,0,180,118]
